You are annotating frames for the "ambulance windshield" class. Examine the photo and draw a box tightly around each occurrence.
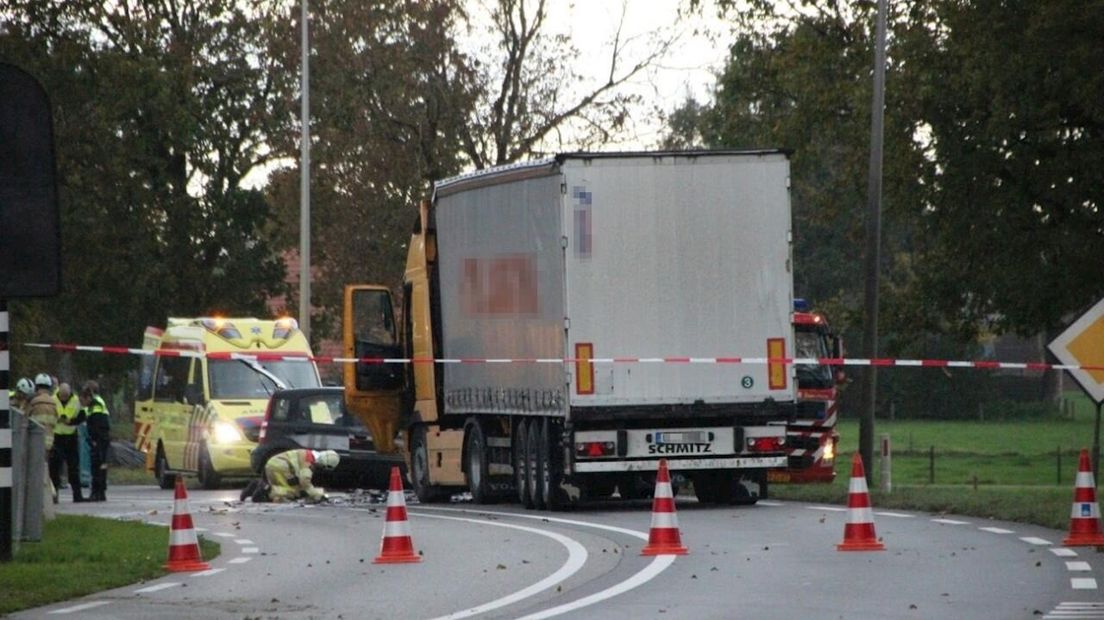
[208,360,321,399]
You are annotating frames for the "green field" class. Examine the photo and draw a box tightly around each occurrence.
[771,392,1102,531]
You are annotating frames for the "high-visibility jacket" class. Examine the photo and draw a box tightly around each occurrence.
[264,449,324,502]
[54,393,81,437]
[78,395,110,440]
[26,391,59,450]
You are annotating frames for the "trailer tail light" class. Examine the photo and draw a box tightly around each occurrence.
[576,441,615,458]
[823,435,836,461]
[575,342,595,395]
[747,436,786,452]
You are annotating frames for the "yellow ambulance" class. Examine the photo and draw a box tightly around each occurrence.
[134,317,321,489]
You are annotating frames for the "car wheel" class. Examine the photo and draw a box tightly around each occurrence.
[527,420,545,509]
[465,420,496,504]
[411,425,449,503]
[198,443,222,490]
[155,444,175,490]
[515,418,532,507]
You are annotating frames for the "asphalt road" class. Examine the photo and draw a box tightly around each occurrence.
[14,486,1104,619]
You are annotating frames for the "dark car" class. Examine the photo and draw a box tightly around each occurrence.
[250,387,403,490]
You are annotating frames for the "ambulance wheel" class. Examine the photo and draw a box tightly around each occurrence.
[526,420,545,509]
[198,443,222,490]
[464,420,497,504]
[410,425,449,503]
[514,418,532,507]
[154,444,175,490]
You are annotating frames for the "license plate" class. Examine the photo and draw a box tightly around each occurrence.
[767,470,791,483]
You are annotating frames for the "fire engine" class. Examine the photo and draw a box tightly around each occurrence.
[769,299,844,483]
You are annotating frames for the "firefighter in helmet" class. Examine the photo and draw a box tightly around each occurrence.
[245,449,340,503]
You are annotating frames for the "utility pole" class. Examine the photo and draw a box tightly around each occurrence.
[298,0,312,343]
[859,0,888,483]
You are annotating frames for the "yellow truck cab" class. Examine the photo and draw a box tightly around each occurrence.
[134,317,321,489]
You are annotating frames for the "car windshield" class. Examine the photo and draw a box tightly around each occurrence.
[208,360,321,399]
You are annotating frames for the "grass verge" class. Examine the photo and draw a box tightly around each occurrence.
[0,514,220,614]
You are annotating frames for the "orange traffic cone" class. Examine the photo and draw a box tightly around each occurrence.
[837,453,885,551]
[165,475,211,572]
[641,459,688,556]
[374,466,422,564]
[1063,449,1104,547]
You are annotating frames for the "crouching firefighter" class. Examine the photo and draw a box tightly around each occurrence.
[244,449,340,503]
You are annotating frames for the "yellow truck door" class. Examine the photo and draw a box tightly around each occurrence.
[343,285,404,453]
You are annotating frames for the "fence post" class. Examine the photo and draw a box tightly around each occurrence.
[929,445,935,484]
[880,434,892,493]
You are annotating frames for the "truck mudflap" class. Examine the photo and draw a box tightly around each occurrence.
[573,456,786,473]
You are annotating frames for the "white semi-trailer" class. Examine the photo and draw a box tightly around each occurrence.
[344,150,797,509]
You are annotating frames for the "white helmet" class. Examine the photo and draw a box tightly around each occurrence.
[314,450,340,470]
[33,373,52,390]
[16,377,34,397]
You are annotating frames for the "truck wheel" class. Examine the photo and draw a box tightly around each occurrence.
[733,469,766,506]
[526,420,545,509]
[154,444,175,490]
[514,418,532,507]
[198,443,222,490]
[411,425,449,503]
[539,418,565,511]
[464,420,497,504]
[692,471,733,504]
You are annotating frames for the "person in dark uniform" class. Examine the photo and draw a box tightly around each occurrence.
[77,381,111,502]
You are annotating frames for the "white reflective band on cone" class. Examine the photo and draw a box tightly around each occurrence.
[1071,503,1101,519]
[387,492,406,508]
[849,477,870,493]
[649,512,679,529]
[383,520,412,538]
[169,528,198,546]
[653,482,673,498]
[1076,472,1095,487]
[848,507,875,524]
[174,499,191,514]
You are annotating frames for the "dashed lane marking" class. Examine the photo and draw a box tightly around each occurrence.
[191,568,226,578]
[48,601,111,614]
[979,527,1015,534]
[808,506,847,512]
[241,547,260,554]
[1043,601,1104,619]
[932,518,970,525]
[229,557,253,564]
[234,539,254,545]
[1071,578,1099,590]
[1066,562,1093,572]
[874,511,914,518]
[1020,537,1053,545]
[213,532,236,538]
[134,582,181,594]
[1051,548,1080,557]
[757,500,783,507]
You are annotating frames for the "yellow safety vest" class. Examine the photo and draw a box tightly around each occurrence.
[54,394,80,436]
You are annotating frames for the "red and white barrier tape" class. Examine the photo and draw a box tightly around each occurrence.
[20,342,1104,372]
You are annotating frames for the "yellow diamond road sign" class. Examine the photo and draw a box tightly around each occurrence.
[1049,296,1104,404]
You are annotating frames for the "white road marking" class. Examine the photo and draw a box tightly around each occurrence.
[194,527,208,532]
[1066,561,1092,572]
[134,582,181,594]
[1071,578,1099,590]
[1043,601,1104,619]
[874,511,914,518]
[979,527,1014,534]
[49,601,111,614]
[234,539,254,545]
[411,513,588,620]
[410,506,680,620]
[229,557,253,564]
[1051,548,1079,557]
[241,547,259,554]
[213,532,236,538]
[809,506,847,512]
[191,568,226,577]
[932,518,970,525]
[1020,537,1053,545]
[757,500,783,507]
[517,555,678,620]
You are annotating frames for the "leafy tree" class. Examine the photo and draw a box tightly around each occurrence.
[0,0,291,379]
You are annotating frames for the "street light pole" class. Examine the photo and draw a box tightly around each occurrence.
[298,0,311,343]
[859,0,888,484]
